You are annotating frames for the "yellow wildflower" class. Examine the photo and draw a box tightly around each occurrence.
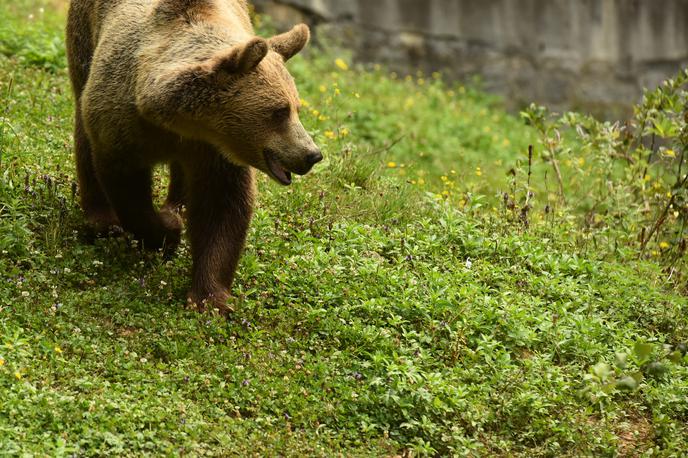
[319,85,327,93]
[14,371,21,380]
[300,98,310,108]
[387,162,397,169]
[659,241,670,250]
[475,167,483,177]
[340,128,350,137]
[335,58,349,71]
[0,358,4,366]
[54,346,63,354]
[324,130,336,140]
[665,149,677,158]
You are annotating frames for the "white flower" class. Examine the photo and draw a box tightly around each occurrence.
[465,258,473,269]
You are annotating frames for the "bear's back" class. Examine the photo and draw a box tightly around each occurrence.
[75,0,256,149]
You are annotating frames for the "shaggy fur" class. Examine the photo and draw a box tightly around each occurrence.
[66,0,321,313]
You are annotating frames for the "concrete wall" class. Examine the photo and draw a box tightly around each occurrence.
[252,0,688,117]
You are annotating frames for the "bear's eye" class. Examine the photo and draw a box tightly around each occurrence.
[272,106,291,122]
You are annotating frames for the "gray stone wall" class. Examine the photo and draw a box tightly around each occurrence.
[252,0,688,117]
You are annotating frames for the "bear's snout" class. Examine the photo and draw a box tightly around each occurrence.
[263,146,323,185]
[293,148,323,175]
[304,149,323,167]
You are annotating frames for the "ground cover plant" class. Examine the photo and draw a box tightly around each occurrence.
[1,1,687,456]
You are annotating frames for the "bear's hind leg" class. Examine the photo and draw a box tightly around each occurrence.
[74,109,119,231]
[96,156,182,252]
[68,1,116,233]
[183,151,255,314]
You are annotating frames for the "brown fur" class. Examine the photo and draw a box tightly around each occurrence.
[66,0,320,314]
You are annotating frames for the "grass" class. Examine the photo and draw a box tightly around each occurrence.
[1,1,687,456]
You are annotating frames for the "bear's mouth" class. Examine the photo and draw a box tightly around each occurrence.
[263,149,292,186]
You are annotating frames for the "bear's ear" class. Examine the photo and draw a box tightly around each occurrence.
[211,37,269,74]
[269,24,310,61]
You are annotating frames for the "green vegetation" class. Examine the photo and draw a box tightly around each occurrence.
[1,1,687,456]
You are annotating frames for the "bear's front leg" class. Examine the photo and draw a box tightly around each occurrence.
[164,161,185,213]
[183,151,255,315]
[95,153,182,251]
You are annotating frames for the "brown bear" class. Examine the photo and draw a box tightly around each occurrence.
[66,0,322,313]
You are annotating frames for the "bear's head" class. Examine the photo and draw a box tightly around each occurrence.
[140,24,321,185]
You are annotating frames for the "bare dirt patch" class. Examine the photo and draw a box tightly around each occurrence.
[616,412,653,457]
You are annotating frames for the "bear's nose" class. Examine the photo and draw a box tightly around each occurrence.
[305,149,323,166]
